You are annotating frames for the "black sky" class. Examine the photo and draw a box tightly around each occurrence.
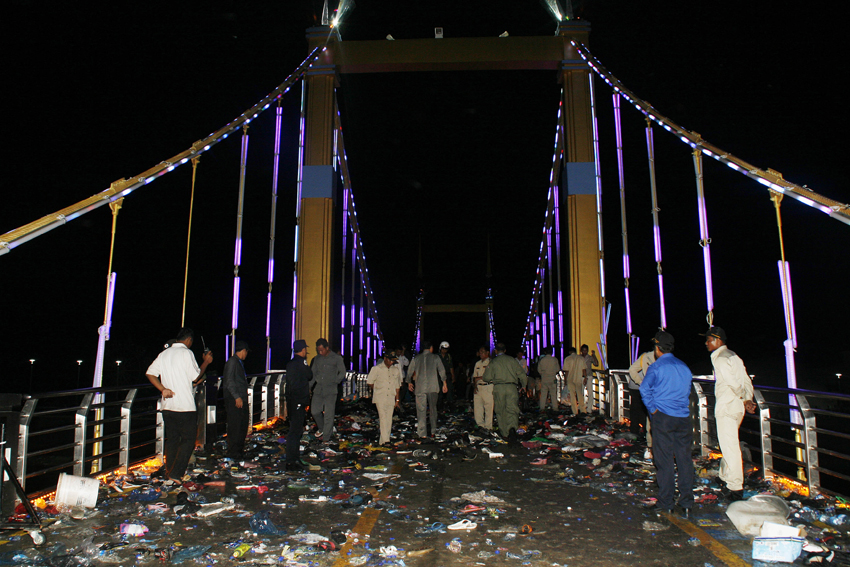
[2,1,847,393]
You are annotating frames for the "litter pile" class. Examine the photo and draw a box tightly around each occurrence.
[1,399,848,565]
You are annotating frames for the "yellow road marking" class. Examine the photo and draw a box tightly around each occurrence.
[663,511,751,567]
[332,458,406,567]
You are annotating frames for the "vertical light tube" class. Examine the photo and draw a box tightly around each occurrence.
[613,94,634,362]
[231,124,250,355]
[588,71,607,363]
[546,224,555,347]
[553,101,565,360]
[266,104,283,372]
[693,150,715,320]
[645,123,667,329]
[292,80,307,343]
[350,235,357,366]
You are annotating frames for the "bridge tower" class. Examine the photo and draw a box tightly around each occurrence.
[296,21,604,357]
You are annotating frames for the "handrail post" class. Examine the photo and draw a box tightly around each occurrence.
[692,382,710,457]
[275,374,283,418]
[194,380,207,450]
[261,374,271,425]
[753,390,773,481]
[16,397,37,491]
[247,376,257,433]
[795,393,819,495]
[155,398,164,464]
[119,389,137,474]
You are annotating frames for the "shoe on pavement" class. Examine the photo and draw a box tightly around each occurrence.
[680,507,691,520]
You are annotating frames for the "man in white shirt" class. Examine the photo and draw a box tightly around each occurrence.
[146,328,212,483]
[703,326,756,501]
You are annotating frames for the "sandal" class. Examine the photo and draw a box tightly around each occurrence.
[448,519,477,530]
[459,504,485,514]
[414,522,446,535]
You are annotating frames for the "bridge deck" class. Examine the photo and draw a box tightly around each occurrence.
[3,400,843,566]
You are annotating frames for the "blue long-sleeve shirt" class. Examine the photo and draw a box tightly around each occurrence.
[640,352,692,418]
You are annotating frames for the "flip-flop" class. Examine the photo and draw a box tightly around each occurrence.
[530,458,548,465]
[448,519,477,530]
[414,522,446,534]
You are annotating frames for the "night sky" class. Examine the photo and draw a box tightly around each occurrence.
[2,1,847,394]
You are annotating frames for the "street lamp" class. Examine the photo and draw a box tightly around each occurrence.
[838,373,843,393]
[76,360,83,388]
[29,359,35,392]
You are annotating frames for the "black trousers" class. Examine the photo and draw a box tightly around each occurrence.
[650,410,694,510]
[286,397,308,464]
[162,410,197,481]
[225,396,249,458]
[629,388,648,435]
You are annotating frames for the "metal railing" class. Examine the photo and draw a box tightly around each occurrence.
[595,371,850,498]
[1,369,369,508]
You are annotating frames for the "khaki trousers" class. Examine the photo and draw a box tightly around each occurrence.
[716,411,745,491]
[474,383,494,430]
[539,377,558,410]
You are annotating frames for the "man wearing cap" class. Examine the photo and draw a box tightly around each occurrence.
[561,347,587,414]
[703,326,756,501]
[406,340,447,438]
[472,346,494,431]
[366,351,403,445]
[628,347,656,441]
[284,340,312,471]
[640,330,695,518]
[222,340,251,460]
[145,327,212,484]
[310,338,347,443]
[483,342,527,440]
[438,341,455,405]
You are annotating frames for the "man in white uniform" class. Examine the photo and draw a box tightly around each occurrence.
[367,351,403,445]
[472,346,493,431]
[146,327,212,483]
[703,326,756,501]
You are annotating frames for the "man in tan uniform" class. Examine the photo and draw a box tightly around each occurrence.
[703,327,756,501]
[537,346,561,412]
[561,347,587,415]
[472,346,494,431]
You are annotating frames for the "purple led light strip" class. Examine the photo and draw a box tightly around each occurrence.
[231,125,250,353]
[588,69,608,364]
[645,123,667,329]
[291,80,307,344]
[265,104,283,371]
[693,151,715,319]
[613,94,633,341]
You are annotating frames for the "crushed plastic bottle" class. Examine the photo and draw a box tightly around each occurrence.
[231,543,253,559]
[249,510,285,535]
[447,538,462,553]
[171,545,212,564]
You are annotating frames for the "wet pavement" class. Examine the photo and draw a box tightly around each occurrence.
[2,399,848,566]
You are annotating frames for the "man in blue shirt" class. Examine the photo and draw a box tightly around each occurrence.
[640,330,694,518]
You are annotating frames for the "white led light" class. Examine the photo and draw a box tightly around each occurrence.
[798,196,815,207]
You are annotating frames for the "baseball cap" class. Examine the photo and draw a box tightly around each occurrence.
[652,330,675,350]
[293,339,308,352]
[700,326,727,342]
[234,340,250,352]
[440,341,450,349]
[383,351,398,360]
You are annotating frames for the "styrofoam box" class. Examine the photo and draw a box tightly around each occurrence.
[752,522,805,563]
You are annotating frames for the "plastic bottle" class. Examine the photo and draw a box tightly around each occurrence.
[448,538,462,553]
[232,543,253,558]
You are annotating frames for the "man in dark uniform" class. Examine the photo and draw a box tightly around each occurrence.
[284,340,312,471]
[222,340,250,460]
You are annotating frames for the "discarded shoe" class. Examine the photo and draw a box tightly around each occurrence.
[415,522,446,535]
[448,519,477,530]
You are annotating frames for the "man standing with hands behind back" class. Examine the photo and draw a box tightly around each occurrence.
[703,326,756,501]
[222,340,250,460]
[640,330,694,518]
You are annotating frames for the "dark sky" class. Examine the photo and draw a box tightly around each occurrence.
[2,1,847,393]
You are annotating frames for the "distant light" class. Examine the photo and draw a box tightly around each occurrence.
[386,34,395,40]
[29,359,35,364]
[77,360,83,365]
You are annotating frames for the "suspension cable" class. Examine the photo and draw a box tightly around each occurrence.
[181,158,199,328]
[645,118,667,330]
